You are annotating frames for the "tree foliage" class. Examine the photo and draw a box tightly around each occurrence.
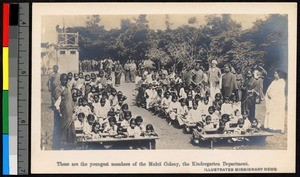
[65,14,288,73]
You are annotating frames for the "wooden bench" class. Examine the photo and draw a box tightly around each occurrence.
[199,131,273,149]
[76,133,159,149]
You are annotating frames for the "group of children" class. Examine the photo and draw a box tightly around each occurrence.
[135,69,263,146]
[67,70,158,142]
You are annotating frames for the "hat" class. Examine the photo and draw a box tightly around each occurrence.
[212,60,217,64]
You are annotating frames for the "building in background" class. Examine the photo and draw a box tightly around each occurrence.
[56,30,79,73]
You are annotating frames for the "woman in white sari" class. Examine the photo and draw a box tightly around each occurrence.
[264,70,286,133]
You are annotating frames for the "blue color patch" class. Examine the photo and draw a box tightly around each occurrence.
[3,134,10,175]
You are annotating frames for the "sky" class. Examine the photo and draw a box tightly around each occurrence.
[42,14,268,44]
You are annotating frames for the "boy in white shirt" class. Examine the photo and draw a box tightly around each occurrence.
[160,91,172,117]
[168,95,181,125]
[176,98,189,126]
[221,97,234,116]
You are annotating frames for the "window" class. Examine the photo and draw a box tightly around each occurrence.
[70,50,76,55]
[60,50,66,55]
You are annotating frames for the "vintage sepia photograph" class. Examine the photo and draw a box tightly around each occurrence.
[31,3,296,173]
[41,13,288,150]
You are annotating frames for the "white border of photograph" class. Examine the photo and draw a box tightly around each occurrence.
[31,3,297,173]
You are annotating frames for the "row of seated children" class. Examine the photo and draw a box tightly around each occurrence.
[192,114,262,145]
[137,83,242,129]
[74,111,158,140]
[69,71,158,141]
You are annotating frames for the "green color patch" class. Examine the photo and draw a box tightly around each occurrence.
[3,91,9,134]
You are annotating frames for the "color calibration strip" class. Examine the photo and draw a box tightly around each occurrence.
[3,2,10,175]
[9,3,19,175]
[3,3,20,175]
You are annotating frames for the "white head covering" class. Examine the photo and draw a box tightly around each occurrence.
[212,60,217,64]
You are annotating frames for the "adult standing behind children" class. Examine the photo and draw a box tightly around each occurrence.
[124,60,131,83]
[48,65,60,107]
[192,63,204,88]
[264,70,286,133]
[221,64,237,98]
[114,61,123,87]
[208,60,222,100]
[129,60,137,83]
[253,64,267,102]
[53,73,76,149]
[241,70,259,121]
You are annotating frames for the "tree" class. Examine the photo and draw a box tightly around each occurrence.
[188,17,197,24]
[165,15,172,30]
[249,14,288,72]
[86,15,101,28]
[146,48,170,70]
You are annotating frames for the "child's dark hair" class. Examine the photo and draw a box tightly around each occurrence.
[117,126,124,133]
[135,116,143,124]
[215,93,222,99]
[221,114,230,123]
[92,122,101,133]
[122,103,129,110]
[237,118,245,124]
[205,115,212,121]
[124,111,132,118]
[78,112,85,119]
[109,117,117,124]
[208,106,215,112]
[146,124,154,131]
[87,114,95,121]
[219,120,226,127]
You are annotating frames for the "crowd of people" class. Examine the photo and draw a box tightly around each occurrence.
[48,65,157,150]
[47,57,287,149]
[133,59,286,145]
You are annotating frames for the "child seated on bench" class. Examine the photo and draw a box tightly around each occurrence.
[192,122,205,145]
[242,112,251,130]
[203,115,215,132]
[213,93,223,114]
[247,118,262,133]
[221,97,234,116]
[91,121,101,139]
[229,118,249,143]
[216,121,228,134]
[74,112,85,133]
[187,101,202,123]
[115,126,128,138]
[220,114,231,130]
[83,114,95,138]
[208,106,219,128]
[107,117,118,135]
[119,111,131,130]
[74,98,91,117]
[134,116,146,135]
[127,118,139,137]
[144,124,158,137]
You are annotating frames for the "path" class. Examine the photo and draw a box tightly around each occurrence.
[118,82,200,149]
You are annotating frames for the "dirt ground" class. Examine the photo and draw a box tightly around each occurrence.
[41,73,287,150]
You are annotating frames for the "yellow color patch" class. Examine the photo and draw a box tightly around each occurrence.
[3,47,9,90]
